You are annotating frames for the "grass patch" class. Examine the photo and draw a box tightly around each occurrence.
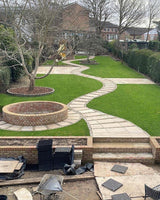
[74,56,145,78]
[42,60,66,66]
[88,84,160,136]
[1,74,102,106]
[75,55,87,59]
[0,74,102,136]
[0,119,89,136]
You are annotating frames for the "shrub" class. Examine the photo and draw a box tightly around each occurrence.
[5,53,33,82]
[147,53,160,82]
[0,66,11,92]
[148,41,160,52]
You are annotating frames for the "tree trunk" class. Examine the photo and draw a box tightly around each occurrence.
[28,76,35,91]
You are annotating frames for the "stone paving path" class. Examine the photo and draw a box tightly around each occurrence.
[64,59,151,138]
[0,57,155,135]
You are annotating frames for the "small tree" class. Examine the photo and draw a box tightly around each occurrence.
[0,0,67,91]
[78,33,107,62]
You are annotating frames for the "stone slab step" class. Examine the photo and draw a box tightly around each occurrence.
[74,159,81,167]
[93,142,152,153]
[74,149,83,159]
[93,152,154,164]
[93,136,149,143]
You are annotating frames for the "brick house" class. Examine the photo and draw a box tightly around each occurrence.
[62,2,90,39]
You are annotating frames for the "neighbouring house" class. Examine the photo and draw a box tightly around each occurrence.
[101,22,118,40]
[61,2,156,42]
[62,2,90,39]
[143,29,158,41]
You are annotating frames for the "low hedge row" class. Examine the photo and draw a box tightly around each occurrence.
[127,49,160,82]
[107,41,160,83]
[148,41,160,52]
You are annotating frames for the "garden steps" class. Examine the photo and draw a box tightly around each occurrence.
[92,152,154,164]
[92,136,154,164]
[93,136,149,143]
[93,142,152,153]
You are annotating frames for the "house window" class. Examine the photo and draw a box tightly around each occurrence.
[108,28,110,31]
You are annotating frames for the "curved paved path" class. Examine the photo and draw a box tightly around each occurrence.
[64,59,151,138]
[0,57,154,137]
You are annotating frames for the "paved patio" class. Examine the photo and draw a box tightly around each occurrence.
[95,162,159,200]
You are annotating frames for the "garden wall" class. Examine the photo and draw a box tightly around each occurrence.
[0,136,93,164]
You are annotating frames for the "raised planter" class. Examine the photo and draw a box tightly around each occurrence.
[3,101,68,126]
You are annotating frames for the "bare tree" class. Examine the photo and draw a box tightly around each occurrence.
[113,0,145,41]
[82,0,111,36]
[0,0,67,91]
[146,0,160,41]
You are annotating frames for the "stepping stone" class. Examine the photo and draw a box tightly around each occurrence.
[102,178,123,192]
[14,188,33,200]
[111,164,128,174]
[112,193,131,200]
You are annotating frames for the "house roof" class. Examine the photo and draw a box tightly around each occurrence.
[126,27,149,36]
[64,2,89,11]
[89,19,118,29]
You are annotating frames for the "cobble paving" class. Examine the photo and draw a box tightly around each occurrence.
[0,57,155,136]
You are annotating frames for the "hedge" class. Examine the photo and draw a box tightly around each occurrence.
[148,41,160,52]
[107,41,160,83]
[0,66,11,92]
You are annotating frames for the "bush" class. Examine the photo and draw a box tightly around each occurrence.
[147,53,160,82]
[5,53,33,82]
[0,66,11,92]
[148,41,160,52]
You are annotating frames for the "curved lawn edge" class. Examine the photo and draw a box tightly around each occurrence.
[73,56,145,78]
[88,84,160,136]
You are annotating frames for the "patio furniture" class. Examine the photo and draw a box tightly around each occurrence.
[144,184,160,200]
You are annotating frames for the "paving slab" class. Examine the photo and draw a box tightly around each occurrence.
[94,162,156,177]
[96,174,160,200]
[107,78,155,84]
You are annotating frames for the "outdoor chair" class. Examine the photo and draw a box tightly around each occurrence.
[144,184,160,200]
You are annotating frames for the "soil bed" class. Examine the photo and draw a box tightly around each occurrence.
[80,60,98,65]
[7,87,54,97]
[0,171,100,200]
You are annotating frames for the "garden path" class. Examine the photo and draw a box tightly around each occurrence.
[0,57,154,135]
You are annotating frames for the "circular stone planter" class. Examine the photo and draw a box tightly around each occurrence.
[2,101,68,126]
[7,87,54,97]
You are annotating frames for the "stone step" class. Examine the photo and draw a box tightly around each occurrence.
[74,159,81,167]
[93,152,154,164]
[93,136,149,143]
[74,149,83,159]
[93,142,152,153]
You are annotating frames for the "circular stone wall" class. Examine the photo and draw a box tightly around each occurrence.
[2,101,68,126]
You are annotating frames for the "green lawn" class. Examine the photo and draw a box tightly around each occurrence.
[0,119,89,136]
[74,56,145,78]
[1,74,102,106]
[0,74,102,136]
[88,84,160,136]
